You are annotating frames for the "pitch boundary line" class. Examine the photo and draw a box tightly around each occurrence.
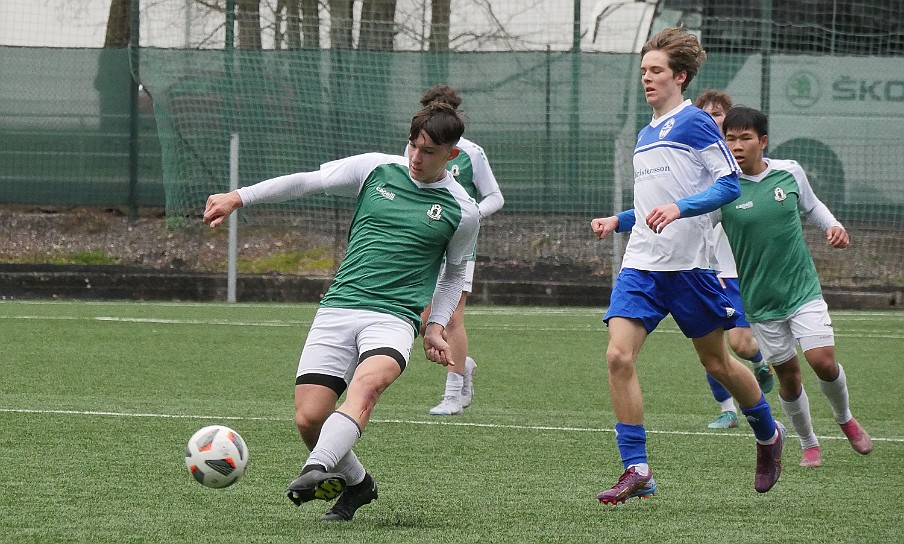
[5,314,904,338]
[3,300,903,318]
[2,407,901,443]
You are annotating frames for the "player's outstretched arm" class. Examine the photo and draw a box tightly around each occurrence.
[203,191,243,228]
[826,226,850,249]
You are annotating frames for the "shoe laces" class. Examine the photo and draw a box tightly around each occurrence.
[616,467,642,486]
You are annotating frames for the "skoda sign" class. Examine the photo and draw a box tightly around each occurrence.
[786,71,821,108]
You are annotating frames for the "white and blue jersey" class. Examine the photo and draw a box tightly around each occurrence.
[621,100,740,271]
[606,100,741,337]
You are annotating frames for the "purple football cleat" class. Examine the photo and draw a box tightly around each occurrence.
[597,466,657,504]
[754,422,785,493]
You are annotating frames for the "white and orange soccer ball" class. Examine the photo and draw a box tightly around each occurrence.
[184,425,249,489]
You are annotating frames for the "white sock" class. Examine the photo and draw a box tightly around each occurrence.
[817,363,853,424]
[629,463,650,477]
[332,450,366,487]
[443,372,464,398]
[756,428,780,445]
[779,387,819,449]
[718,398,737,413]
[306,412,361,471]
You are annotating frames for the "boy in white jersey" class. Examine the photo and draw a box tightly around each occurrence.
[407,86,505,416]
[590,27,784,504]
[715,106,873,468]
[203,102,480,521]
[696,90,775,430]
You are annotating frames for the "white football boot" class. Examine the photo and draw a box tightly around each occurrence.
[429,395,463,416]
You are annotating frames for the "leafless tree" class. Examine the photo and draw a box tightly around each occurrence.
[273,0,294,49]
[237,0,262,48]
[330,0,353,49]
[429,0,450,52]
[301,0,320,49]
[102,0,132,46]
[360,0,397,50]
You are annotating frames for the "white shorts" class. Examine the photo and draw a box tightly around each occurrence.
[296,307,414,388]
[463,259,476,293]
[751,299,835,365]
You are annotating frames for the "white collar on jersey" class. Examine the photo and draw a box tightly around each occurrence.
[650,99,692,126]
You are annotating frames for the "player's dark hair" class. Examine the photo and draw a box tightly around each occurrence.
[409,101,465,147]
[641,27,707,91]
[723,106,769,137]
[694,89,732,111]
[420,85,463,110]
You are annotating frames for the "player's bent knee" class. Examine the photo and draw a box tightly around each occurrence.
[605,347,636,373]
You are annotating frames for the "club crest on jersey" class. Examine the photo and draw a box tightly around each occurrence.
[659,117,676,139]
[450,164,460,177]
[427,204,443,221]
[774,187,787,202]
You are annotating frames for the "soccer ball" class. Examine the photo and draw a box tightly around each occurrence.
[184,425,249,489]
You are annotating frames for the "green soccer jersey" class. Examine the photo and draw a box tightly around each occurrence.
[719,159,823,323]
[319,155,480,332]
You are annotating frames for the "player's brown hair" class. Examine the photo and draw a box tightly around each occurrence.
[694,89,733,111]
[408,101,464,146]
[641,27,707,91]
[420,85,463,110]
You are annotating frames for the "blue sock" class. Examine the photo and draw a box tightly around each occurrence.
[706,373,732,403]
[614,422,647,469]
[748,350,763,364]
[741,394,777,441]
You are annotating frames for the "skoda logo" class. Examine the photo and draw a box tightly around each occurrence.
[787,71,821,108]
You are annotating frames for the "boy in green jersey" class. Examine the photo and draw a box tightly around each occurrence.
[203,102,480,520]
[695,90,774,430]
[716,106,873,468]
[409,86,505,416]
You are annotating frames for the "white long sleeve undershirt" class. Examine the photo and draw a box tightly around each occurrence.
[426,260,467,328]
[477,190,504,217]
[236,171,325,206]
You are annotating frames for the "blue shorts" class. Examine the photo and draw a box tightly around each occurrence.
[604,268,738,338]
[720,277,750,328]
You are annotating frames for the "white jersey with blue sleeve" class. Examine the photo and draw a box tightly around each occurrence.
[622,100,740,271]
[713,223,738,278]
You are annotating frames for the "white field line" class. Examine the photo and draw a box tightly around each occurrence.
[3,314,904,338]
[3,300,903,319]
[1,407,902,443]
